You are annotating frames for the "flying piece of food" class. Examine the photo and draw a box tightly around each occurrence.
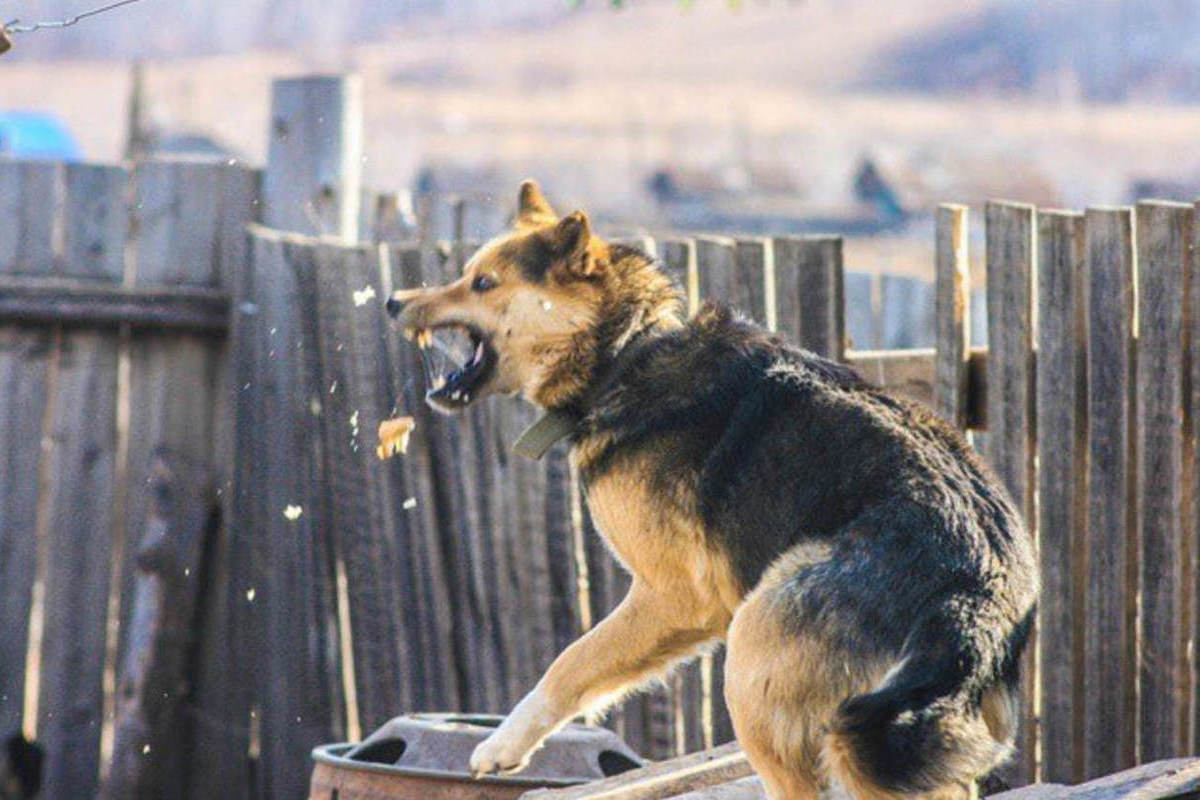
[376,416,415,460]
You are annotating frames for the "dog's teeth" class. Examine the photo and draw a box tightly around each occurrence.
[403,328,414,341]
[474,341,484,362]
[433,375,446,390]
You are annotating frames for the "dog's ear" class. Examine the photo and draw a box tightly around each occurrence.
[516,179,557,226]
[546,211,603,279]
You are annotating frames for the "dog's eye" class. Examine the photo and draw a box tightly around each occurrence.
[471,274,498,292]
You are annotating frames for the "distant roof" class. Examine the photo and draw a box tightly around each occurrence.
[0,112,82,160]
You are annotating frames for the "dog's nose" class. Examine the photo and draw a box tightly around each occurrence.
[385,295,404,318]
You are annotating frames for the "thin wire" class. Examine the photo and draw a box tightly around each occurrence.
[5,0,146,34]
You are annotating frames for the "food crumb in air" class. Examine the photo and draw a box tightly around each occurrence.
[283,505,303,520]
[246,587,256,602]
[143,744,151,755]
[352,286,377,306]
[376,417,416,460]
[542,300,553,311]
[402,497,417,510]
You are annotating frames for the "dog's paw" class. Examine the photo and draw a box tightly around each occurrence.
[469,731,534,778]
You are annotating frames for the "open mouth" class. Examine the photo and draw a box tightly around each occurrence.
[404,323,496,413]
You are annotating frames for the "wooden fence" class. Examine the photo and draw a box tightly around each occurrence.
[0,73,1196,799]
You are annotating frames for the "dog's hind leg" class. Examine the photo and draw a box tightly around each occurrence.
[725,557,849,800]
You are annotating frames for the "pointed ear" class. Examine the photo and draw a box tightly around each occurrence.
[547,211,603,278]
[517,179,556,226]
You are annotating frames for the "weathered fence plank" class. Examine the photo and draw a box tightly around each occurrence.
[36,329,121,800]
[62,164,128,280]
[694,236,737,748]
[100,452,216,800]
[0,327,53,740]
[242,228,346,799]
[934,204,970,428]
[32,164,129,799]
[0,161,63,741]
[311,241,411,733]
[384,245,460,711]
[1133,201,1192,762]
[1191,202,1200,754]
[659,237,706,756]
[1083,206,1136,779]
[1035,209,1087,783]
[732,238,771,326]
[183,165,262,800]
[773,235,845,359]
[0,161,64,276]
[264,74,363,240]
[1192,201,1200,760]
[984,200,1037,785]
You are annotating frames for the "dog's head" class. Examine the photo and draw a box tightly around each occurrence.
[388,180,681,413]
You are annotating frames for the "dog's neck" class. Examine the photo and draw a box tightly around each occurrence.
[517,250,682,457]
[530,248,683,413]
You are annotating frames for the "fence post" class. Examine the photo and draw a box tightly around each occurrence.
[1082,206,1136,778]
[934,204,970,428]
[1035,209,1086,783]
[1134,201,1192,762]
[984,200,1037,785]
[264,74,363,240]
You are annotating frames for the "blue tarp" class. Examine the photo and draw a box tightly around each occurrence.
[0,112,82,160]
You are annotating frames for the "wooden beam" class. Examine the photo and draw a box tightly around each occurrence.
[0,277,229,333]
[520,742,752,800]
[846,347,989,430]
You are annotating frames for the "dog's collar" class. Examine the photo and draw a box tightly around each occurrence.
[513,407,580,460]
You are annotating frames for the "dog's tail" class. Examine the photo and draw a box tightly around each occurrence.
[824,610,1032,797]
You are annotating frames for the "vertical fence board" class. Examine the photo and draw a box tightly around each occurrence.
[34,165,129,798]
[184,166,261,800]
[0,160,64,276]
[935,205,971,428]
[774,236,845,359]
[658,238,705,755]
[1036,209,1087,783]
[843,272,878,351]
[0,161,63,739]
[732,239,771,326]
[1083,206,1136,778]
[264,75,363,240]
[312,241,413,732]
[0,327,53,739]
[244,229,345,799]
[62,164,128,280]
[1134,201,1192,761]
[385,246,460,711]
[985,201,1037,785]
[101,158,243,798]
[694,237,736,747]
[37,330,120,799]
[1192,201,1200,761]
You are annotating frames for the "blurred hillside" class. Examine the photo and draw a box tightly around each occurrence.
[866,0,1200,102]
[5,0,1200,275]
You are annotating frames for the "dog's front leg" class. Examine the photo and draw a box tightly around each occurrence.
[470,580,720,776]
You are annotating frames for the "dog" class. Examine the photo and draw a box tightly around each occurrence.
[386,181,1037,800]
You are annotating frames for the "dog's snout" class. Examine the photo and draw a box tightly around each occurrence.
[385,295,404,317]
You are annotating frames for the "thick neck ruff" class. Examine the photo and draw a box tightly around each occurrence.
[512,305,667,460]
